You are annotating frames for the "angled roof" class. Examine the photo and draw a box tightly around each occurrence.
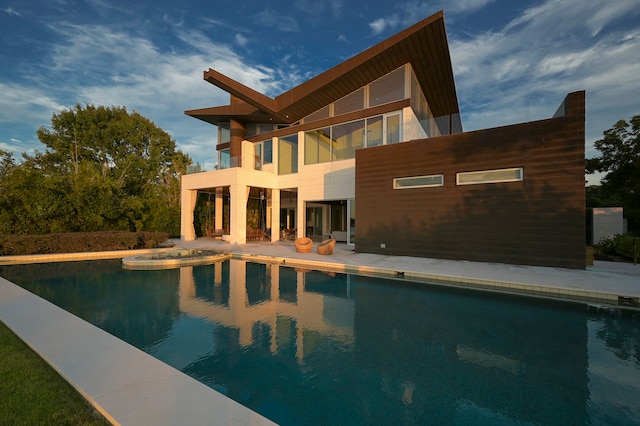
[185,10,460,127]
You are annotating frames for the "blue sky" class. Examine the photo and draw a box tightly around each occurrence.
[1,0,639,183]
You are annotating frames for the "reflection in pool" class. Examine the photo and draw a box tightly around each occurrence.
[1,259,639,425]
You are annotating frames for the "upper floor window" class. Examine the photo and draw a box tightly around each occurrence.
[254,140,273,170]
[333,120,365,161]
[334,88,365,116]
[304,105,331,124]
[305,128,331,165]
[246,123,278,138]
[218,148,230,169]
[218,122,230,144]
[304,112,402,165]
[369,67,405,107]
[278,135,298,175]
[301,65,407,124]
[263,139,273,164]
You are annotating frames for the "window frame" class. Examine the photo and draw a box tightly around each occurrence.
[456,167,524,186]
[393,174,444,189]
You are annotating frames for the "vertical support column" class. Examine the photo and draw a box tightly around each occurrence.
[269,265,280,355]
[228,260,252,347]
[214,261,222,285]
[178,266,195,299]
[229,114,245,168]
[271,188,281,241]
[215,188,223,233]
[180,188,198,241]
[295,270,305,363]
[229,183,247,244]
[297,195,305,239]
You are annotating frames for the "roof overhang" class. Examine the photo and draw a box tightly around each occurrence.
[185,10,460,128]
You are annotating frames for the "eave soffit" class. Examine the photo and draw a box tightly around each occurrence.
[187,10,459,125]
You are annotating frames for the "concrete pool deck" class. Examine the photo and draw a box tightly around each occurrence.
[1,239,639,425]
[174,238,640,306]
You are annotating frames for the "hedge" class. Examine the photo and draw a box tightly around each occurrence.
[0,231,169,256]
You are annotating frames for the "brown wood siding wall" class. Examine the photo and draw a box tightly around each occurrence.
[355,91,586,269]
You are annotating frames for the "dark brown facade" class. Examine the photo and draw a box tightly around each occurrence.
[355,91,586,269]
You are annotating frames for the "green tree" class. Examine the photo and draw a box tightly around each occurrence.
[0,148,15,182]
[586,115,640,233]
[0,105,191,235]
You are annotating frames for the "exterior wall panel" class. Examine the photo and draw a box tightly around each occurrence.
[355,92,586,269]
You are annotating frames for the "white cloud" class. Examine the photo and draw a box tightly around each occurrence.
[4,7,20,16]
[330,0,344,18]
[448,0,496,13]
[253,8,299,32]
[0,82,64,124]
[235,33,248,47]
[585,0,639,36]
[373,0,497,33]
[369,16,400,35]
[294,0,324,14]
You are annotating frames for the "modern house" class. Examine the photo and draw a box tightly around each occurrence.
[181,10,586,269]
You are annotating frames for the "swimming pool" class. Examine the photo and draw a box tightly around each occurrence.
[1,259,639,425]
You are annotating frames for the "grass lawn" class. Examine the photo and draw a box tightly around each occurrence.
[0,321,110,425]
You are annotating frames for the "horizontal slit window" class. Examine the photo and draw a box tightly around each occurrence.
[393,174,444,189]
[456,167,523,185]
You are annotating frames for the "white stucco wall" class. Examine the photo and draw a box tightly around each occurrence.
[181,107,428,243]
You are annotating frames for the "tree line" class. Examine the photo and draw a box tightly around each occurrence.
[0,105,191,236]
[586,114,640,235]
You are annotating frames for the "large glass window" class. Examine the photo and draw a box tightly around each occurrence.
[387,113,401,144]
[410,69,434,137]
[303,105,330,124]
[334,88,365,116]
[332,120,364,161]
[218,122,230,144]
[218,148,230,170]
[246,123,277,138]
[263,140,273,164]
[254,144,262,170]
[305,128,331,165]
[331,204,346,232]
[366,116,383,147]
[278,134,298,175]
[303,113,401,164]
[369,67,405,107]
[253,141,272,170]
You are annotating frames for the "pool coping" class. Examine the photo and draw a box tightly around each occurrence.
[4,248,637,307]
[231,253,639,309]
[1,247,639,425]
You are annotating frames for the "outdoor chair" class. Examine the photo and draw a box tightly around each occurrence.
[317,238,336,255]
[295,237,313,253]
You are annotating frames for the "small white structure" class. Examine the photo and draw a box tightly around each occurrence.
[591,207,625,244]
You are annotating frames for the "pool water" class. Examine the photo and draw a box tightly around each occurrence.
[1,259,639,425]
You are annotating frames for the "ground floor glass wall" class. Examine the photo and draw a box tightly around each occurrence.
[304,199,355,244]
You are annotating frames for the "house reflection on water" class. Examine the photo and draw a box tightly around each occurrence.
[171,259,597,425]
[177,260,354,363]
